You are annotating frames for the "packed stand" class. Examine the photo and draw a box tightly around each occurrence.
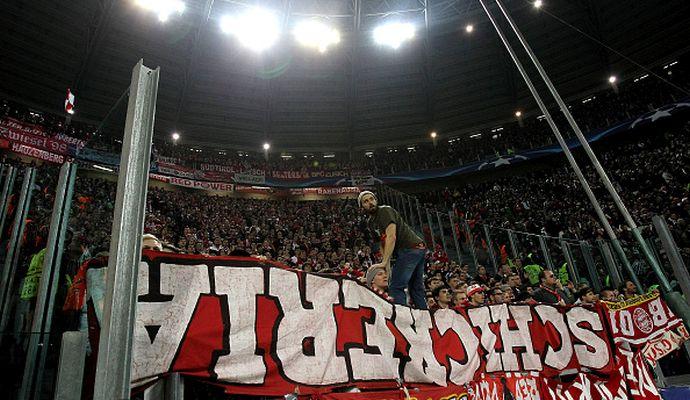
[2,56,687,178]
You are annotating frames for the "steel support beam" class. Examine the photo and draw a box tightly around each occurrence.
[0,167,36,337]
[93,60,159,400]
[0,165,17,242]
[19,162,77,400]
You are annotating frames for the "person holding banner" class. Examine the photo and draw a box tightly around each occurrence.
[359,190,428,309]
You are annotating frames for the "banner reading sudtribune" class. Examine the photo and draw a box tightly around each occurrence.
[132,253,627,396]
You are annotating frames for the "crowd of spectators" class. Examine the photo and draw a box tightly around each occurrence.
[2,55,687,178]
[422,122,690,268]
[150,59,690,176]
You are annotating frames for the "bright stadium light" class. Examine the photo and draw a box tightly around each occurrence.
[172,132,180,141]
[293,20,341,53]
[465,24,474,33]
[608,75,617,84]
[430,131,437,138]
[533,0,543,8]
[220,8,281,53]
[373,22,415,49]
[263,142,270,150]
[515,110,522,117]
[135,0,185,22]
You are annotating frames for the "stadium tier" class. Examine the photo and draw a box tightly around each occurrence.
[1,0,690,399]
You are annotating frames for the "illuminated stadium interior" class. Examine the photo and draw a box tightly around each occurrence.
[1,0,690,399]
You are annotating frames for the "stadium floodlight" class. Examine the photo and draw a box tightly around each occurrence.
[465,24,474,33]
[220,7,280,53]
[172,132,180,141]
[533,0,543,8]
[515,110,522,117]
[373,22,415,49]
[608,75,617,84]
[263,142,270,150]
[135,0,185,22]
[430,131,437,138]
[293,20,341,53]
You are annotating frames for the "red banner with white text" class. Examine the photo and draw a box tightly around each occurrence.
[120,253,687,398]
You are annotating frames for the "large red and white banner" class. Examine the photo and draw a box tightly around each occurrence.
[603,292,690,365]
[127,253,684,398]
[1,117,81,155]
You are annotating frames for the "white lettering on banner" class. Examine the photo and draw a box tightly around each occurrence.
[341,280,398,381]
[270,269,348,385]
[128,258,650,393]
[54,132,86,149]
[647,298,669,328]
[566,308,609,370]
[494,305,541,371]
[534,305,573,370]
[213,267,266,384]
[149,173,170,183]
[168,176,234,192]
[132,263,210,382]
[10,142,65,163]
[394,306,447,385]
[434,309,480,385]
[468,307,503,373]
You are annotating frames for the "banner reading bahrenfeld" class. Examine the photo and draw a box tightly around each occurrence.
[131,252,683,399]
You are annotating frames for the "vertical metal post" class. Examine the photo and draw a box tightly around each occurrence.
[560,240,582,288]
[609,239,643,292]
[93,60,159,400]
[579,241,600,291]
[482,225,499,273]
[436,212,448,255]
[165,373,185,400]
[507,229,519,260]
[646,237,663,267]
[449,211,463,263]
[19,162,77,400]
[406,196,415,229]
[0,165,17,242]
[462,220,478,267]
[653,216,690,305]
[394,191,403,219]
[54,331,87,400]
[538,236,554,270]
[425,208,437,249]
[416,199,424,235]
[0,167,35,336]
[598,239,622,290]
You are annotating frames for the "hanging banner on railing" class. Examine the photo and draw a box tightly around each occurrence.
[603,292,690,365]
[166,176,234,192]
[9,142,68,164]
[121,253,683,398]
[1,117,80,155]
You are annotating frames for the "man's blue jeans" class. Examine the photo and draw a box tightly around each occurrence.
[389,248,427,309]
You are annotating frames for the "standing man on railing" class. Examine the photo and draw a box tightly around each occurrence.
[359,190,428,309]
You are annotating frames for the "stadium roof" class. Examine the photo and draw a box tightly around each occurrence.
[1,0,689,152]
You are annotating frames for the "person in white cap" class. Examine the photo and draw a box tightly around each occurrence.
[465,284,485,307]
[358,190,427,309]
